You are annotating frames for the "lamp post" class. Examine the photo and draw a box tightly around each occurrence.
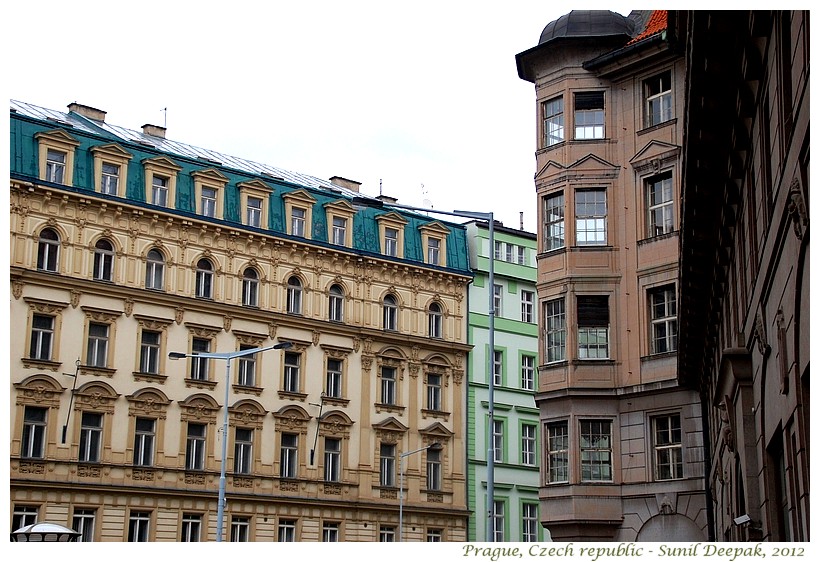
[169,340,293,542]
[399,442,442,541]
[351,196,496,541]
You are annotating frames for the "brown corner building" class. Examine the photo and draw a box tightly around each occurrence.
[516,10,809,541]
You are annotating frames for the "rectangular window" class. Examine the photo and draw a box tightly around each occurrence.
[653,414,683,480]
[324,437,341,482]
[521,290,535,323]
[427,529,443,542]
[384,227,398,257]
[547,421,569,483]
[493,284,503,316]
[492,500,505,542]
[494,240,503,260]
[322,522,340,542]
[283,351,301,393]
[291,207,306,237]
[46,149,66,183]
[493,350,503,386]
[246,196,262,228]
[580,420,612,482]
[574,91,605,139]
[128,511,151,542]
[427,237,440,265]
[427,373,442,411]
[190,337,210,381]
[379,526,396,542]
[73,509,96,542]
[331,216,347,245]
[197,185,215,216]
[545,298,566,363]
[426,447,442,491]
[280,433,298,478]
[237,345,257,387]
[543,96,564,146]
[645,71,672,127]
[181,513,201,542]
[22,406,47,459]
[79,412,102,463]
[521,355,535,391]
[380,443,396,487]
[577,295,610,359]
[522,423,537,466]
[505,243,514,263]
[86,322,109,368]
[101,163,119,196]
[12,506,38,531]
[575,189,607,246]
[234,427,254,475]
[380,366,396,405]
[278,520,296,542]
[522,504,538,542]
[231,517,250,542]
[650,285,678,354]
[544,193,565,251]
[186,423,206,471]
[326,358,343,398]
[647,173,674,236]
[151,176,168,207]
[133,417,155,467]
[492,419,504,463]
[139,330,161,374]
[30,313,54,361]
[517,245,526,265]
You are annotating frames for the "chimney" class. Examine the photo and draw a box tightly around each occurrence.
[68,103,106,122]
[520,212,524,230]
[329,176,360,193]
[142,124,166,138]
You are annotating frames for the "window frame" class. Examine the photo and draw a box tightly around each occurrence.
[428,301,443,338]
[383,294,398,331]
[646,172,675,237]
[280,432,299,478]
[644,70,673,128]
[37,228,60,272]
[379,442,396,487]
[426,446,442,491]
[127,511,151,542]
[580,419,613,482]
[577,295,610,360]
[242,268,259,307]
[520,290,535,323]
[543,95,565,147]
[233,426,254,475]
[144,248,165,291]
[323,437,342,482]
[186,422,207,471]
[653,413,683,481]
[575,188,608,246]
[283,351,301,394]
[79,411,103,463]
[543,192,565,251]
[22,405,47,459]
[286,276,303,315]
[521,354,535,391]
[328,284,345,322]
[195,258,214,299]
[547,421,569,483]
[133,417,156,467]
[649,284,678,354]
[426,372,443,411]
[93,238,115,281]
[573,91,605,140]
[521,423,537,466]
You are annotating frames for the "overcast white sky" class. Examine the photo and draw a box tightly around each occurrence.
[6,1,634,233]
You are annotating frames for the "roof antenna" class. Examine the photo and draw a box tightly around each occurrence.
[379,178,383,196]
[161,107,167,128]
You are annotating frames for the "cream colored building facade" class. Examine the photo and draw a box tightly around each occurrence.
[9,101,471,541]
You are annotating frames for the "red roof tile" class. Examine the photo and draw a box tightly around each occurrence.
[627,10,668,45]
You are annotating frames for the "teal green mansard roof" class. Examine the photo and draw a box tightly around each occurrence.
[9,99,471,276]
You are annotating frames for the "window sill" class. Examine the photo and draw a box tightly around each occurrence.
[133,371,167,384]
[233,383,263,396]
[21,358,62,371]
[375,403,405,414]
[637,118,677,136]
[80,365,116,378]
[421,408,450,421]
[637,230,678,245]
[640,351,677,363]
[184,378,217,390]
[278,390,308,402]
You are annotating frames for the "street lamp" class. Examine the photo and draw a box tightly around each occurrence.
[351,196,496,541]
[399,441,442,541]
[169,340,293,542]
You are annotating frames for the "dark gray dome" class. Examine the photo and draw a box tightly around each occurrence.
[539,10,636,45]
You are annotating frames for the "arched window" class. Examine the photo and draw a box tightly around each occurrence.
[428,302,443,338]
[93,239,115,281]
[383,294,398,331]
[196,259,214,299]
[329,284,344,322]
[145,249,165,290]
[287,276,302,314]
[37,228,60,272]
[242,268,259,307]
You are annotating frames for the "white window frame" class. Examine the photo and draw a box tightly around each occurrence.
[195,259,213,299]
[22,406,47,459]
[521,355,535,391]
[380,366,396,405]
[650,284,678,354]
[283,351,301,393]
[324,437,341,482]
[547,421,569,483]
[380,443,396,486]
[575,189,607,246]
[427,373,442,411]
[145,249,165,290]
[543,96,564,146]
[653,413,683,480]
[574,91,605,140]
[93,239,115,281]
[521,290,534,323]
[242,268,259,307]
[647,173,675,237]
[133,417,155,467]
[522,423,537,466]
[645,71,673,127]
[186,422,207,471]
[139,329,161,374]
[79,412,103,463]
[280,433,298,478]
[326,358,343,398]
[580,419,613,482]
[37,228,60,272]
[234,427,254,475]
[86,322,110,368]
[287,276,303,314]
